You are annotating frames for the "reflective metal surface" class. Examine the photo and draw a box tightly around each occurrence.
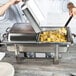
[7,23,73,45]
[8,23,37,42]
[10,23,35,34]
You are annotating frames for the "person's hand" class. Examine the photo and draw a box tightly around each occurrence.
[8,0,22,5]
[68,7,76,17]
[71,8,76,17]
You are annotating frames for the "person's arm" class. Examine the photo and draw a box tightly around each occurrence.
[0,0,22,16]
[0,2,12,16]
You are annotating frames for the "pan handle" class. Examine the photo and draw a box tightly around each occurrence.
[72,33,76,37]
[71,33,76,45]
[6,27,11,32]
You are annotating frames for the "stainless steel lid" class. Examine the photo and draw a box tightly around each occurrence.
[22,0,45,33]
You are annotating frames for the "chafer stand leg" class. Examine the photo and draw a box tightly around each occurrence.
[14,44,21,63]
[53,44,59,64]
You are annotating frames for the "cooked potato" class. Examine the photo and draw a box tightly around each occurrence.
[58,28,67,35]
[39,28,67,42]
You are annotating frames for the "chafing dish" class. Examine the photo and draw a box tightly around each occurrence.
[3,0,73,64]
[7,23,73,45]
[5,23,73,64]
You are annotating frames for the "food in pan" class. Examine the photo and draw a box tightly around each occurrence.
[39,28,67,42]
[58,27,67,35]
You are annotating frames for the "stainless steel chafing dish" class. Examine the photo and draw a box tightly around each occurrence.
[6,22,73,64]
[3,0,73,64]
[8,23,73,45]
